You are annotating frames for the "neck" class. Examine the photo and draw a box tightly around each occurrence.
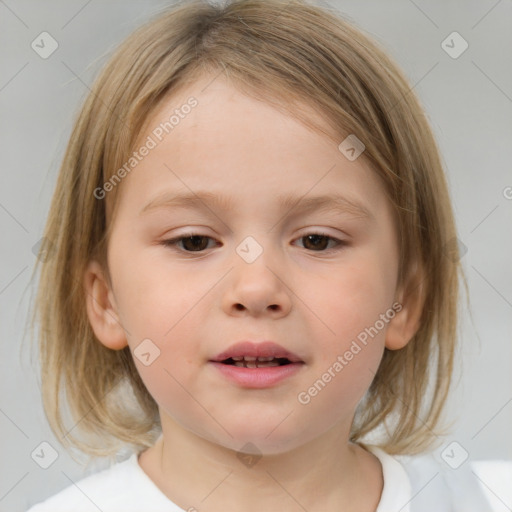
[138,415,383,512]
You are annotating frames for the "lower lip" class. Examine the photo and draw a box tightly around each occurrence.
[209,362,304,388]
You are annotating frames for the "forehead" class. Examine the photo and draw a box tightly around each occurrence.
[114,74,393,226]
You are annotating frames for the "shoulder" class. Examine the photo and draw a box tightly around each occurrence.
[26,453,182,512]
[368,444,512,512]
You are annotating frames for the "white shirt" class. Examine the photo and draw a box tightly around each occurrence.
[26,445,512,511]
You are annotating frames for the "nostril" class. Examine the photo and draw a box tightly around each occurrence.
[233,304,279,311]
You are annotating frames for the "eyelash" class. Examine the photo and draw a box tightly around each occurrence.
[161,232,347,254]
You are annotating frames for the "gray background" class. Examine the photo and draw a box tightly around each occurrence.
[1,0,511,510]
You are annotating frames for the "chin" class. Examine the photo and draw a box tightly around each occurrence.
[209,421,311,457]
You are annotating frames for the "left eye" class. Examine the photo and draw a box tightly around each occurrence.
[161,233,345,253]
[294,233,344,252]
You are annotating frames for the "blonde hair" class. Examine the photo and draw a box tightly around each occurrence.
[33,0,466,461]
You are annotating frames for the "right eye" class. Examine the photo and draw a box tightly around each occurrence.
[161,234,219,253]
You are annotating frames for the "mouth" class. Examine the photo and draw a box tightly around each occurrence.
[209,341,305,388]
[211,340,304,365]
[219,356,295,368]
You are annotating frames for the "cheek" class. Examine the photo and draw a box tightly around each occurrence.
[316,253,397,346]
[303,249,396,405]
[131,353,222,442]
[109,252,209,384]
[110,246,203,339]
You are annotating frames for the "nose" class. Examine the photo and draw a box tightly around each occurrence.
[222,250,292,318]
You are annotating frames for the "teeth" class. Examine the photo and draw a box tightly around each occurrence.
[225,356,290,367]
[233,360,281,368]
[230,356,278,362]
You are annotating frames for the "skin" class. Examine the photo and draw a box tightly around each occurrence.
[85,73,422,512]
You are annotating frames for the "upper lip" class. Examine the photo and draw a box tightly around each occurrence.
[211,341,303,363]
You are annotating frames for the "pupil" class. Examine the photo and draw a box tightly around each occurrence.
[183,236,208,251]
[304,234,328,251]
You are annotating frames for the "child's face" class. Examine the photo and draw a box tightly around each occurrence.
[92,74,410,454]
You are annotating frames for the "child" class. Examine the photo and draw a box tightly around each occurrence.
[27,0,511,510]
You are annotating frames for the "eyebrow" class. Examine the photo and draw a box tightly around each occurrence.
[140,191,374,221]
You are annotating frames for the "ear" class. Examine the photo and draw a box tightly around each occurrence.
[84,260,128,350]
[385,263,425,351]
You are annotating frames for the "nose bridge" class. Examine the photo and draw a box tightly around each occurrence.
[234,234,281,286]
[235,234,269,266]
[225,234,291,315]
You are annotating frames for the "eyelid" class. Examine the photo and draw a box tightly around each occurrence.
[161,233,218,250]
